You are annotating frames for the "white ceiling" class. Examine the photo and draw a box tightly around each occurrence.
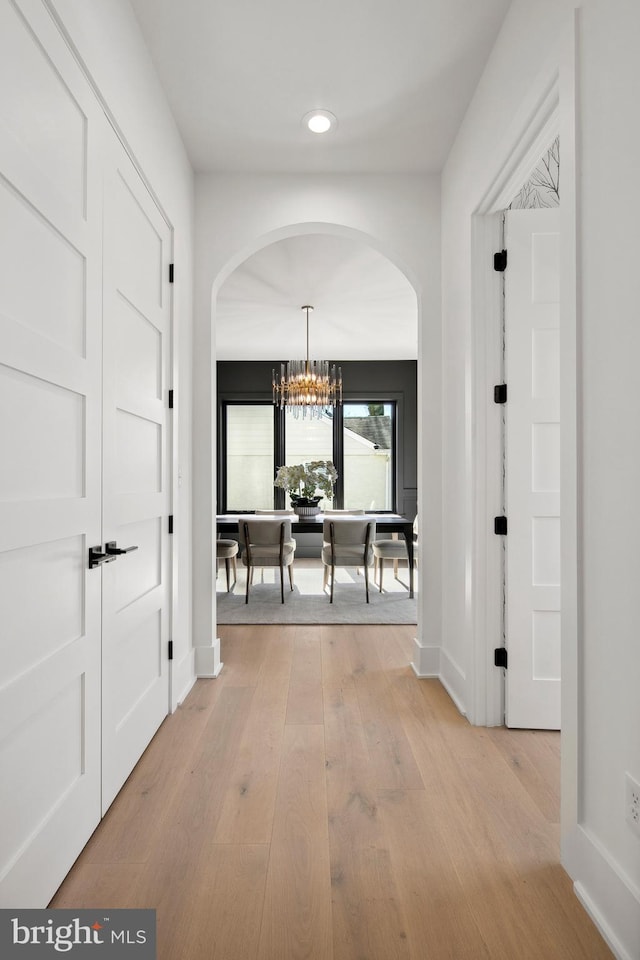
[130,0,510,175]
[129,0,511,358]
[215,234,418,360]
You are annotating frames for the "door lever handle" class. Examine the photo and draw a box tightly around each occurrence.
[105,541,139,556]
[89,546,117,569]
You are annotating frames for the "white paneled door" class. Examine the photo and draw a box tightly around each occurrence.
[0,0,172,904]
[0,0,103,906]
[101,135,172,813]
[504,208,561,729]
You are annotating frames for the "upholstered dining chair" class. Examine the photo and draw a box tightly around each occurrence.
[253,509,297,550]
[321,517,375,603]
[216,537,238,591]
[241,517,296,604]
[372,514,418,592]
[372,534,407,592]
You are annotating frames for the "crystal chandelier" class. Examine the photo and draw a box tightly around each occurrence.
[272,305,342,419]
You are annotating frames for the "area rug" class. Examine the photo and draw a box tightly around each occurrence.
[216,559,417,625]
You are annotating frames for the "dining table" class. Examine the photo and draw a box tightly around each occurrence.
[215,512,416,598]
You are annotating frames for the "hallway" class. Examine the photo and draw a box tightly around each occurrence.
[51,625,611,959]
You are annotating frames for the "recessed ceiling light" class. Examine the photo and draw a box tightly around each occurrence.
[303,109,337,134]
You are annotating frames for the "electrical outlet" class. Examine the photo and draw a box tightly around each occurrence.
[625,773,640,836]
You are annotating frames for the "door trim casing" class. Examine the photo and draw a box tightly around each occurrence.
[467,24,579,859]
[470,77,560,727]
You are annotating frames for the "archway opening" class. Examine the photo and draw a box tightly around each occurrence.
[210,223,423,633]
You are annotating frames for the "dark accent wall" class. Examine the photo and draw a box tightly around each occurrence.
[217,360,417,519]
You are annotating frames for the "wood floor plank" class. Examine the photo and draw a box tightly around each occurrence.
[213,629,294,843]
[149,684,256,863]
[320,625,359,688]
[487,725,560,823]
[330,845,411,960]
[378,787,491,960]
[218,624,281,687]
[393,674,560,869]
[443,744,559,870]
[51,862,145,909]
[285,627,324,725]
[371,624,415,673]
[158,844,269,960]
[387,674,464,799]
[346,632,424,791]
[322,633,377,800]
[322,633,412,960]
[258,724,332,960]
[271,724,329,844]
[378,745,548,959]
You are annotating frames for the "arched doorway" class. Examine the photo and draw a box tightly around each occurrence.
[204,222,431,674]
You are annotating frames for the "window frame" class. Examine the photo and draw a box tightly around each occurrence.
[338,398,398,513]
[219,399,282,512]
[219,395,400,514]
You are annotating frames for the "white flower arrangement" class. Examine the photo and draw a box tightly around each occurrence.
[273,460,338,503]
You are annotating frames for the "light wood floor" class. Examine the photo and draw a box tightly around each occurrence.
[51,625,613,960]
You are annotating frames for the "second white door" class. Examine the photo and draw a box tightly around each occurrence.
[101,132,172,812]
[504,207,561,730]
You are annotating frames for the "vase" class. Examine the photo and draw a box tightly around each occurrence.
[291,496,322,518]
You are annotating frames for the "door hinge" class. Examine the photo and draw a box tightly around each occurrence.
[168,515,174,534]
[169,263,174,283]
[494,249,507,272]
[494,383,507,404]
[168,389,174,409]
[494,647,508,669]
[168,640,174,661]
[494,515,508,535]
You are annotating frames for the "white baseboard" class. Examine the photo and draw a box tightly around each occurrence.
[194,638,224,678]
[565,825,640,960]
[439,647,468,718]
[172,649,196,709]
[410,637,440,677]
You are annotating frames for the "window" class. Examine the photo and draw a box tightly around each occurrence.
[342,403,395,510]
[224,404,274,510]
[285,409,334,509]
[221,401,397,511]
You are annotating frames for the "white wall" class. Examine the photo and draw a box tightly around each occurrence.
[441,1,640,956]
[193,173,441,669]
[48,0,196,703]
[574,2,640,954]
